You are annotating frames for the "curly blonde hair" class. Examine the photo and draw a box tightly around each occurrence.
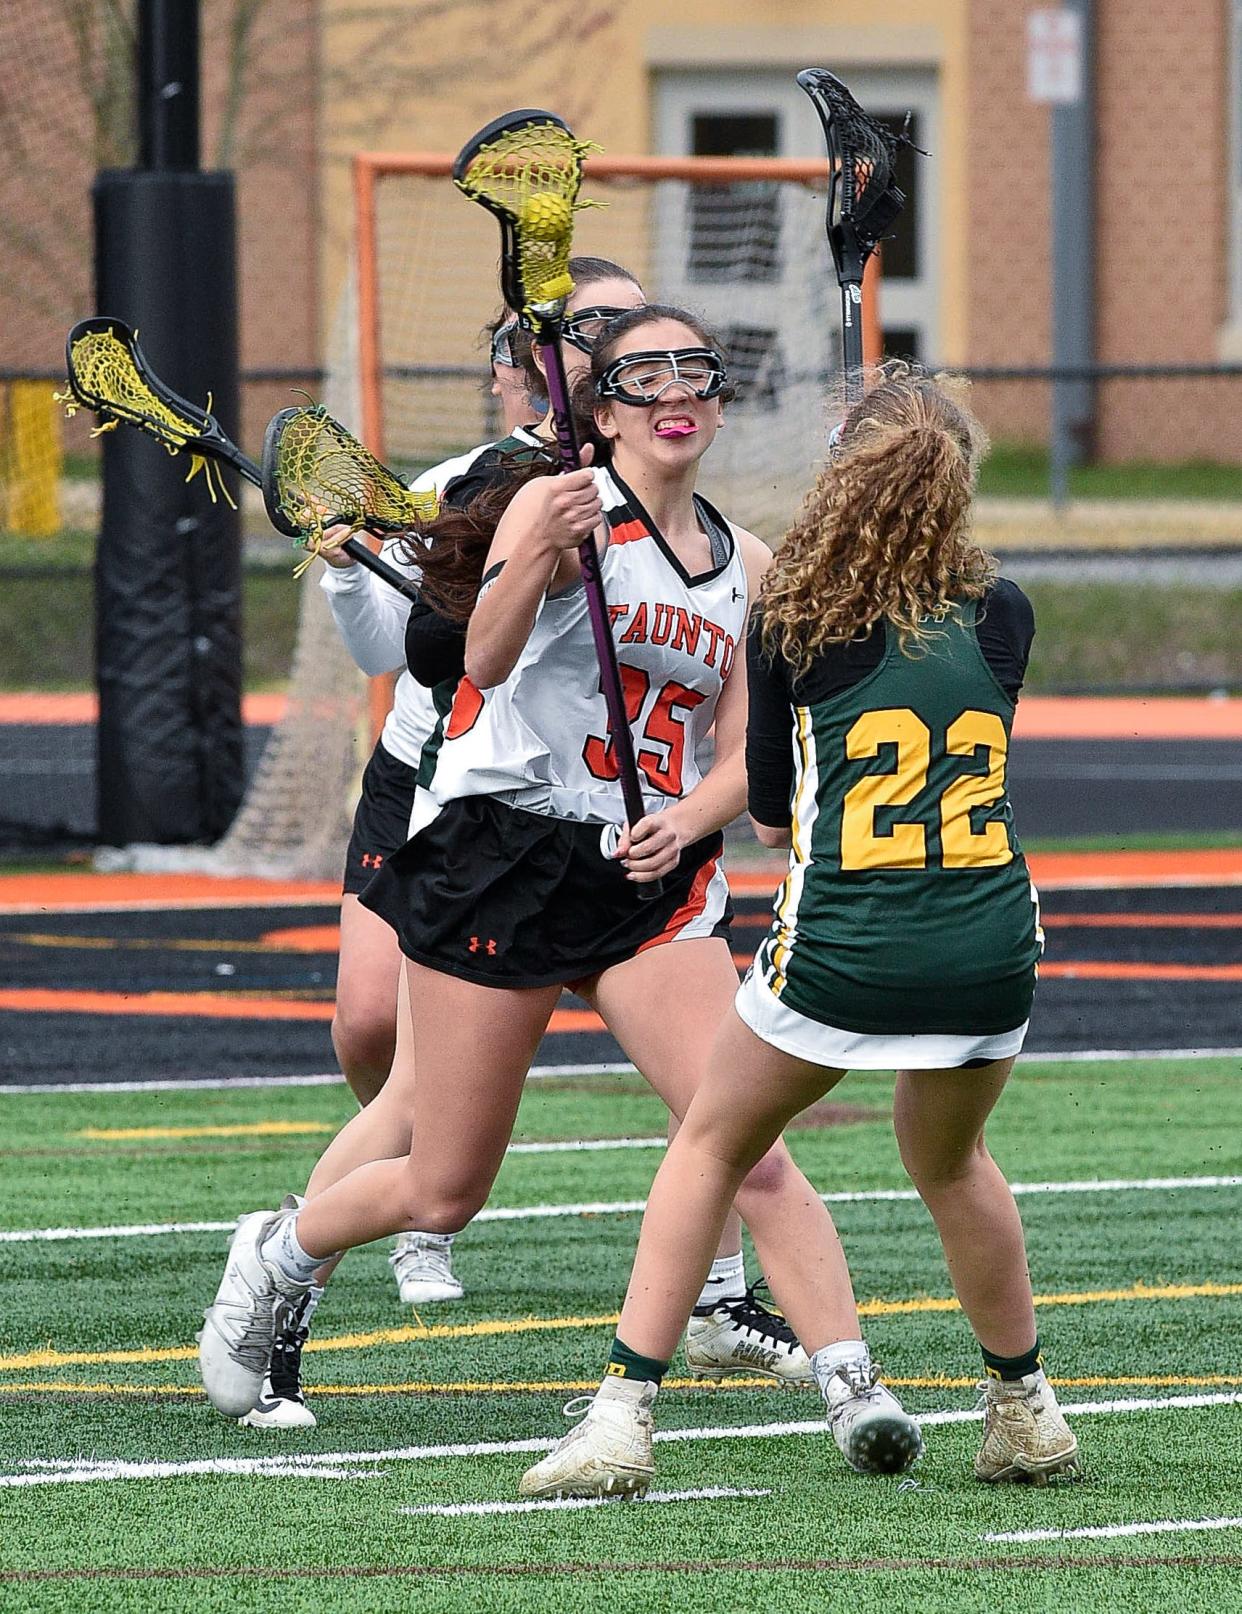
[760,362,996,678]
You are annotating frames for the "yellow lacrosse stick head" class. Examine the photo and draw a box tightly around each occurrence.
[263,405,439,575]
[59,325,197,447]
[57,320,236,505]
[453,110,600,313]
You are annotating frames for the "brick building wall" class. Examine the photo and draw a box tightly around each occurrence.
[1093,0,1241,460]
[965,0,1053,445]
[966,0,1240,462]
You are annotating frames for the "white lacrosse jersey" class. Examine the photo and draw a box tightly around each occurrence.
[413,464,749,826]
[320,427,543,768]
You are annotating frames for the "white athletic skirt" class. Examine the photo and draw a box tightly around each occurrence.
[734,967,1029,1072]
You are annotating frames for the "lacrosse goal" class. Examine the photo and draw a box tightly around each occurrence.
[208,151,880,879]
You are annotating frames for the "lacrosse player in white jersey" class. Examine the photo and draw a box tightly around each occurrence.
[204,306,892,1457]
[243,268,646,1428]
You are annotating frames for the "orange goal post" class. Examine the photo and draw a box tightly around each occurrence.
[350,149,882,536]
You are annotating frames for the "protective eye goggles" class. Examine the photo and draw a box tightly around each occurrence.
[595,348,728,406]
[490,317,521,368]
[561,306,633,354]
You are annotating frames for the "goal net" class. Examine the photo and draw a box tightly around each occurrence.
[209,153,846,879]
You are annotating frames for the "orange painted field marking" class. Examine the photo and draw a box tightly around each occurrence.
[0,873,337,915]
[5,964,1235,1021]
[0,989,335,1021]
[1024,848,1242,890]
[728,849,1242,894]
[5,692,1240,737]
[0,692,287,725]
[0,986,605,1033]
[260,925,342,951]
[3,852,1240,916]
[1039,962,1242,982]
[1012,695,1242,740]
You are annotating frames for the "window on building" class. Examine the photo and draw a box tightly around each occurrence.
[873,113,921,281]
[882,325,922,363]
[688,111,781,282]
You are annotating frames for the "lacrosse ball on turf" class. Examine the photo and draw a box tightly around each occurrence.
[521,193,573,239]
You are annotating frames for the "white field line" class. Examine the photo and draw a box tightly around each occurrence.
[4,1047,1242,1096]
[398,1486,771,1518]
[985,1515,1242,1544]
[3,1392,1238,1489]
[3,1173,1240,1245]
[508,1137,663,1155]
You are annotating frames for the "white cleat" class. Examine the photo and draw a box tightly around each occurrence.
[239,1375,317,1431]
[239,1290,320,1431]
[684,1282,814,1388]
[818,1357,923,1475]
[975,1369,1081,1484]
[519,1378,657,1500]
[198,1209,307,1419]
[389,1231,464,1304]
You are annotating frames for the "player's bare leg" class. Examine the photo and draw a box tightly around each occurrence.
[520,1004,919,1497]
[333,900,467,1300]
[332,895,401,1106]
[294,964,559,1253]
[240,961,420,1430]
[894,1061,1079,1482]
[579,940,863,1410]
[203,964,558,1420]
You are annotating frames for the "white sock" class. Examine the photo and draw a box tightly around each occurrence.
[695,1251,746,1310]
[596,1374,658,1405]
[261,1213,327,1286]
[408,1230,454,1250]
[810,1338,871,1398]
[298,1283,324,1332]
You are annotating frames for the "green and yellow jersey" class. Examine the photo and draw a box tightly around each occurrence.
[747,587,1041,1036]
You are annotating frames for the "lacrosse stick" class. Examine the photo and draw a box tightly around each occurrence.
[57,318,429,599]
[796,70,916,402]
[454,110,661,884]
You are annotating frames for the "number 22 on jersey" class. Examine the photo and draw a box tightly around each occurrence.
[839,706,1012,871]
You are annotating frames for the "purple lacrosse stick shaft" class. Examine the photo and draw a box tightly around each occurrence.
[537,329,649,834]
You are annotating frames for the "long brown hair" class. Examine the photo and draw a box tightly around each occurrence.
[760,361,994,677]
[402,259,644,622]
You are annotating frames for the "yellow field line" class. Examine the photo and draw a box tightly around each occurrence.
[4,1281,1240,1374]
[11,934,289,954]
[2,1372,1241,1399]
[77,1122,335,1141]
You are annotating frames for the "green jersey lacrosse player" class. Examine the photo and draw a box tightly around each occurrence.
[522,361,1080,1500]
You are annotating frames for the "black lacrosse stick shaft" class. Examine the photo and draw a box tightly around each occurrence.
[537,325,650,837]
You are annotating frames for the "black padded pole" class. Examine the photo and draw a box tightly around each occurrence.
[93,170,243,846]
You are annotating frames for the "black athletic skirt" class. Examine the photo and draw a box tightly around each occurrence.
[358,796,732,989]
[342,742,419,896]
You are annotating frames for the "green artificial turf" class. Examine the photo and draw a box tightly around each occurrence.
[0,1058,1239,1612]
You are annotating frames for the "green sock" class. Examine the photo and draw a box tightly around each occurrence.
[980,1339,1043,1382]
[606,1336,669,1385]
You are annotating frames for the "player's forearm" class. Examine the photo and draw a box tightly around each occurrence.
[667,745,747,843]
